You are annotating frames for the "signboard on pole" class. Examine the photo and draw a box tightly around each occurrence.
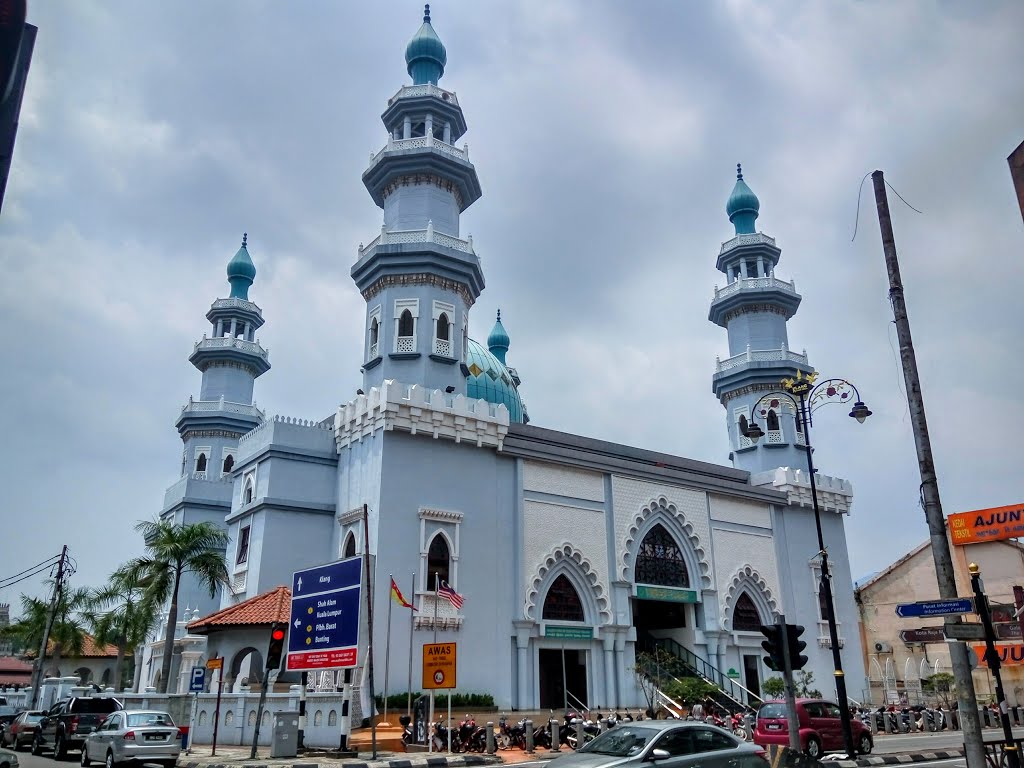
[898,627,946,644]
[948,502,1024,545]
[895,598,974,618]
[422,642,456,689]
[205,658,223,670]
[972,643,1024,668]
[943,623,987,642]
[189,667,206,692]
[286,557,362,671]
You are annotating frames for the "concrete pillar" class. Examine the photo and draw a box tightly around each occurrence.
[739,261,748,278]
[603,635,616,709]
[425,113,433,141]
[516,642,530,710]
[230,319,237,338]
[443,122,451,144]
[403,116,411,139]
[215,319,223,337]
[525,720,534,753]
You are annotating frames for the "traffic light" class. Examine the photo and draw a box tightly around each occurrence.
[760,624,785,671]
[266,622,286,671]
[786,624,808,670]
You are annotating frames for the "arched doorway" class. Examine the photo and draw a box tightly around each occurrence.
[631,522,698,657]
[538,575,589,709]
[229,647,265,692]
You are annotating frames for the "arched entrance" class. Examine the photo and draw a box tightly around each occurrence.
[630,522,700,656]
[229,647,264,692]
[538,574,589,709]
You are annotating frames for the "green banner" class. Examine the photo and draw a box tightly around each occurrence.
[544,625,594,639]
[636,585,699,603]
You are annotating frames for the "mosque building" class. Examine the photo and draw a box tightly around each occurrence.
[141,7,866,712]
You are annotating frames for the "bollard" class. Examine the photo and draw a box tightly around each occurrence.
[910,711,919,732]
[951,707,960,730]
[550,718,561,752]
[1015,707,1023,726]
[980,706,991,728]
[486,722,495,754]
[525,719,535,753]
[575,719,584,750]
[744,712,754,740]
[885,712,895,734]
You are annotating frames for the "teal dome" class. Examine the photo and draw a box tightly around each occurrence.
[227,233,256,300]
[726,164,760,235]
[465,338,525,423]
[487,309,510,364]
[405,5,447,85]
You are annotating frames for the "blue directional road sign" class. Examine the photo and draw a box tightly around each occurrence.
[189,667,206,692]
[895,597,974,618]
[286,556,362,671]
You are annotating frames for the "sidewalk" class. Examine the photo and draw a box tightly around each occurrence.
[179,747,501,768]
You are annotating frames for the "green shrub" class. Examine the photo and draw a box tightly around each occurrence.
[663,677,719,704]
[374,691,494,710]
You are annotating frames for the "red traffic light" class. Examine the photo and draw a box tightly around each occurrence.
[272,628,285,641]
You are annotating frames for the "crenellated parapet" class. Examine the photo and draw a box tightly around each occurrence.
[749,467,854,515]
[334,379,509,450]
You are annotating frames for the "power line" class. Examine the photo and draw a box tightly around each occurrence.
[0,554,61,586]
[0,561,63,592]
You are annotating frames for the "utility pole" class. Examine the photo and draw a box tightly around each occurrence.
[30,544,68,708]
[871,171,985,767]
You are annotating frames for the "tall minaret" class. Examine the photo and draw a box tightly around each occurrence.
[710,166,813,473]
[174,234,270,483]
[353,5,484,394]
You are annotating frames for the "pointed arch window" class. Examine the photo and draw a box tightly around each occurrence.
[369,317,380,358]
[398,310,414,336]
[195,452,208,473]
[766,410,780,432]
[436,313,450,342]
[243,476,254,505]
[542,574,584,622]
[222,454,235,474]
[733,592,762,631]
[635,524,689,588]
[343,532,357,559]
[394,300,419,354]
[427,534,451,590]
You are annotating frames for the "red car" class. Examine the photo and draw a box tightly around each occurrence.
[753,699,873,758]
[2,710,47,751]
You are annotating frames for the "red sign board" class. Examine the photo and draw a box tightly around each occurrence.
[949,503,1024,545]
[286,647,358,670]
[972,644,1024,668]
[899,627,946,643]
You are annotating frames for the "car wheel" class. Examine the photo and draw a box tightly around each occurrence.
[162,761,178,768]
[31,734,43,756]
[81,744,91,766]
[858,733,873,755]
[805,736,822,759]
[105,750,116,768]
[55,732,68,760]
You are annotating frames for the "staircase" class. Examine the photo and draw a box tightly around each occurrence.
[639,634,762,715]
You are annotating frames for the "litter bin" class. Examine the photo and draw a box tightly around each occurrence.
[270,710,300,758]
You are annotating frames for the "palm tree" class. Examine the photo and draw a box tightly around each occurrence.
[124,519,228,693]
[6,584,89,683]
[85,566,159,691]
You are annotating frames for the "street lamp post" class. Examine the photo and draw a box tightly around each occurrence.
[743,371,871,758]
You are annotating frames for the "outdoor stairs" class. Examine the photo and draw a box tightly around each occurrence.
[642,635,762,716]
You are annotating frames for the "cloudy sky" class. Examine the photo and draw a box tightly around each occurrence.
[2,1,1023,614]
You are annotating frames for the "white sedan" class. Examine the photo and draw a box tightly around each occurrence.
[81,711,180,768]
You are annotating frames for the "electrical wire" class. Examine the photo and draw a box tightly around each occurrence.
[850,172,923,242]
[0,560,63,591]
[0,554,61,586]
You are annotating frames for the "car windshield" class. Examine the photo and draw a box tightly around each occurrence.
[579,726,656,756]
[24,713,45,723]
[72,699,122,714]
[126,713,175,727]
[758,703,787,719]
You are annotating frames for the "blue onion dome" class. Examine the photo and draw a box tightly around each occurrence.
[465,338,525,423]
[726,163,760,235]
[227,232,256,300]
[405,4,447,85]
[487,309,510,364]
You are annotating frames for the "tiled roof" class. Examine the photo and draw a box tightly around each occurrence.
[188,586,291,634]
[0,656,33,673]
[31,634,119,658]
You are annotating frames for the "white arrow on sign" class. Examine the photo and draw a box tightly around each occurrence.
[294,618,301,628]
[297,576,303,591]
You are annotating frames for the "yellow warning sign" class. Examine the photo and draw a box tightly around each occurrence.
[422,642,456,689]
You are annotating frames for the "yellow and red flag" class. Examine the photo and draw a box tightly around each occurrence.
[390,577,414,609]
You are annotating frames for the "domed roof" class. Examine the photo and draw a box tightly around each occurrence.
[465,338,525,423]
[405,5,447,85]
[726,163,760,235]
[227,233,256,299]
[487,309,510,363]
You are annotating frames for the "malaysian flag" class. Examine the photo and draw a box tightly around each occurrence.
[438,580,464,610]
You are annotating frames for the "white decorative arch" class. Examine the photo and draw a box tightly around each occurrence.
[525,543,611,624]
[621,496,712,589]
[722,565,779,631]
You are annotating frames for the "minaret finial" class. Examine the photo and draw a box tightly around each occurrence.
[496,308,501,322]
[424,3,430,23]
[736,163,743,181]
[242,232,247,248]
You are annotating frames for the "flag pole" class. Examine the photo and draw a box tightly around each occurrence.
[383,573,394,726]
[407,570,415,719]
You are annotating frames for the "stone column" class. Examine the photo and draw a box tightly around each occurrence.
[443,122,451,144]
[603,633,616,708]
[403,116,411,139]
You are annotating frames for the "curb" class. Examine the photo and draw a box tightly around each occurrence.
[819,750,965,766]
[180,756,502,768]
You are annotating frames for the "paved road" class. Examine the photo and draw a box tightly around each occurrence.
[7,750,75,768]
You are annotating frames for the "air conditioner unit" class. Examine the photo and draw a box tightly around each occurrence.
[874,641,892,653]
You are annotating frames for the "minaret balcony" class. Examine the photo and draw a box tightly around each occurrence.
[719,232,777,256]
[387,82,460,108]
[189,335,271,377]
[713,274,796,302]
[358,225,475,261]
[363,135,482,211]
[715,347,808,374]
[210,297,262,318]
[369,135,468,167]
[179,397,265,420]
[708,274,802,326]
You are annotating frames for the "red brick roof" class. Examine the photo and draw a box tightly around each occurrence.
[29,634,119,658]
[188,586,291,634]
[0,656,33,685]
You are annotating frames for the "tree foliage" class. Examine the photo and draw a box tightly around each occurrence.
[84,566,160,691]
[762,676,786,699]
[664,677,719,705]
[123,519,229,693]
[794,670,822,698]
[923,672,956,707]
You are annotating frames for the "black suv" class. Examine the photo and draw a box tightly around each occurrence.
[33,697,123,758]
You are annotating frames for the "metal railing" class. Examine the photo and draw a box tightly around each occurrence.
[649,636,763,713]
[566,689,589,716]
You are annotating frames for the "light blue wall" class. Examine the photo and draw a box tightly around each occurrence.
[370,430,518,707]
[200,364,256,404]
[726,391,807,474]
[383,183,460,236]
[362,283,470,394]
[725,312,790,357]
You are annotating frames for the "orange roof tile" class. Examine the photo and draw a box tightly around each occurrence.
[188,586,291,634]
[34,634,119,658]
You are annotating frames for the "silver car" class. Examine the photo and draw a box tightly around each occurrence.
[548,721,768,768]
[0,745,20,768]
[81,711,180,768]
